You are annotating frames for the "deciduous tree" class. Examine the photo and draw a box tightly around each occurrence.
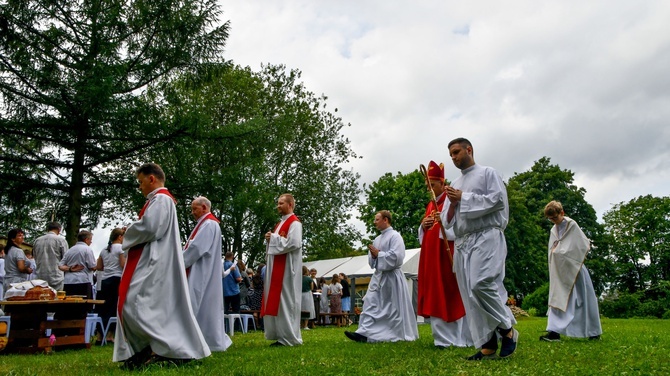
[358,170,430,249]
[152,63,361,266]
[0,0,229,244]
[603,195,670,293]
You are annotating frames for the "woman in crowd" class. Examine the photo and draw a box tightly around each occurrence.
[237,259,251,310]
[0,249,6,300]
[248,264,265,311]
[318,277,330,324]
[23,248,37,280]
[340,273,352,325]
[329,273,342,315]
[3,228,32,291]
[95,228,126,343]
[300,266,316,330]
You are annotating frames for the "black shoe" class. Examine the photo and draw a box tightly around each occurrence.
[344,331,367,343]
[499,328,518,358]
[540,331,561,342]
[120,346,152,370]
[145,355,193,367]
[270,341,285,347]
[588,335,601,341]
[466,351,498,360]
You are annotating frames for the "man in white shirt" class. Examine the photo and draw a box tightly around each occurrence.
[32,222,69,291]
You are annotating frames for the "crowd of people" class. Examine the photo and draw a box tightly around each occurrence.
[0,137,603,368]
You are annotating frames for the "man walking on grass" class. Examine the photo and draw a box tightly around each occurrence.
[345,210,418,343]
[441,138,518,360]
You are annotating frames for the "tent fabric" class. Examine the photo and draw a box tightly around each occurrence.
[304,249,421,279]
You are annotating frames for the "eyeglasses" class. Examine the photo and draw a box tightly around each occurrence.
[547,215,559,222]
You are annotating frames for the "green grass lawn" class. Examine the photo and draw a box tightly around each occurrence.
[1,317,669,375]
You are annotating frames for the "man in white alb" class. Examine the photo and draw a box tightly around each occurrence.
[345,210,418,343]
[262,193,303,346]
[114,163,209,369]
[441,137,518,360]
[183,196,232,352]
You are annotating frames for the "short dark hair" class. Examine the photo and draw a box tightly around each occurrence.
[377,210,393,225]
[47,222,61,231]
[447,137,472,150]
[136,163,166,182]
[77,230,93,242]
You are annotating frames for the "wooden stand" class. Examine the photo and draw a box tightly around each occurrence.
[1,299,103,354]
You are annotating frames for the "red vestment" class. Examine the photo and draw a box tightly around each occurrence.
[184,212,220,277]
[417,193,466,322]
[261,214,299,317]
[117,188,176,323]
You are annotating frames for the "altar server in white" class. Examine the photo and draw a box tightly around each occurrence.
[441,138,518,360]
[541,200,602,342]
[345,210,419,343]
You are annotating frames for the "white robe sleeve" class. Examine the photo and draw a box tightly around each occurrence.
[267,221,302,255]
[222,263,234,277]
[375,232,405,272]
[122,194,172,251]
[459,169,506,220]
[183,221,217,269]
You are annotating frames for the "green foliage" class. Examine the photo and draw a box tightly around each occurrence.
[507,157,611,295]
[505,180,547,296]
[600,282,670,319]
[0,0,229,244]
[152,63,361,265]
[521,282,549,316]
[3,319,670,375]
[602,195,670,293]
[600,292,642,319]
[358,170,430,248]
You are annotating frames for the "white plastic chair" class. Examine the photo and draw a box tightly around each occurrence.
[239,313,256,332]
[223,313,243,336]
[101,317,117,346]
[85,313,104,344]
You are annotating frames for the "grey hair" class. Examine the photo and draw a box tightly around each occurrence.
[193,196,211,210]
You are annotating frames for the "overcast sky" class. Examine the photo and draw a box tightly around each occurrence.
[89,1,670,253]
[220,0,669,214]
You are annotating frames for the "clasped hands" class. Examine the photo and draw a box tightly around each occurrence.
[367,244,380,259]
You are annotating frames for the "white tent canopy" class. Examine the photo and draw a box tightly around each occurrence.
[304,248,421,279]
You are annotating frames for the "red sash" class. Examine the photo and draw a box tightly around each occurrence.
[261,214,299,317]
[184,212,220,277]
[117,188,176,322]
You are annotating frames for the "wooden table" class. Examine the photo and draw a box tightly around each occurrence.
[1,299,103,353]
